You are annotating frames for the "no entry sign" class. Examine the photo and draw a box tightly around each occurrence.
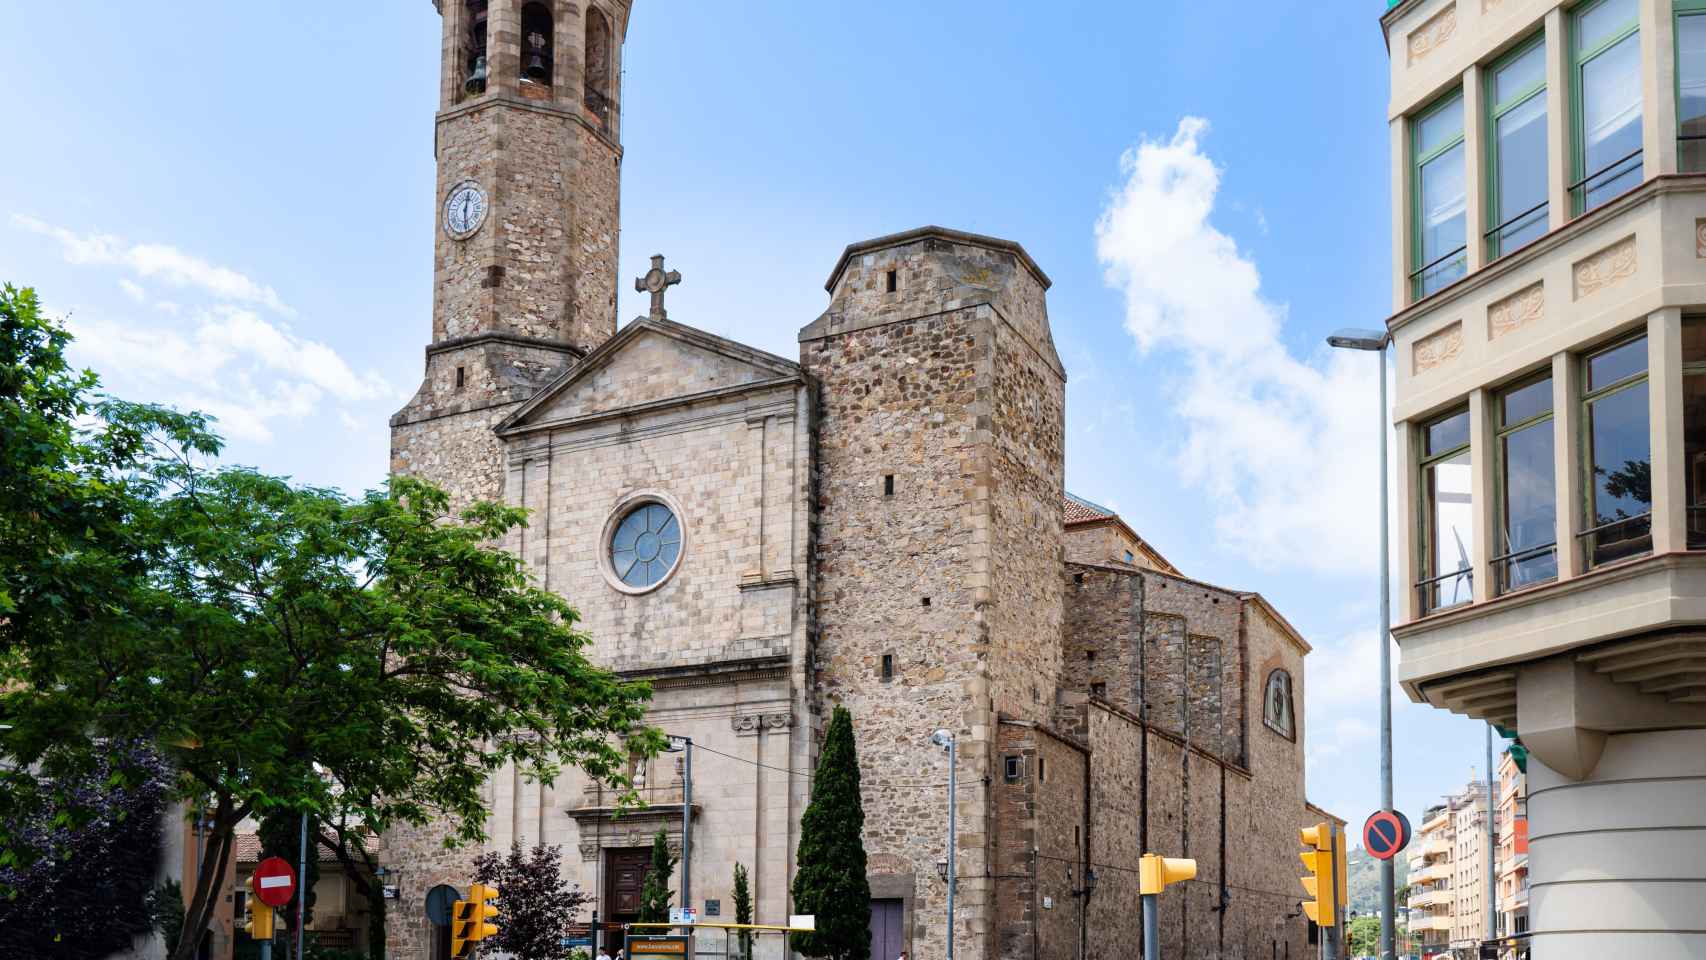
[251,856,298,908]
[1363,809,1413,861]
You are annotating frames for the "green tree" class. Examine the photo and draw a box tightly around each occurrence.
[732,863,753,960]
[1346,915,1380,957]
[789,706,870,960]
[257,810,320,955]
[638,830,677,924]
[0,286,666,960]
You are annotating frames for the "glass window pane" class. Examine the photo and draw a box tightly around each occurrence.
[1417,97,1464,156]
[1418,142,1468,294]
[1499,421,1557,588]
[1426,450,1475,609]
[1493,42,1546,107]
[1685,319,1706,548]
[1681,15,1706,171]
[1427,410,1471,456]
[1493,92,1549,253]
[1580,32,1644,209]
[1501,377,1553,425]
[1586,380,1652,562]
[1587,337,1647,390]
[609,501,681,588]
[1577,0,1637,52]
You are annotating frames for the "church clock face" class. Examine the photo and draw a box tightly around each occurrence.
[442,180,488,239]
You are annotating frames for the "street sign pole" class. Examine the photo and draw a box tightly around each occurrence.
[297,812,309,960]
[1141,893,1158,960]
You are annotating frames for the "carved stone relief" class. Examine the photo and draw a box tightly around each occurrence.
[731,712,794,736]
[1412,321,1464,375]
[1695,219,1706,259]
[1408,4,1458,66]
[1488,282,1543,340]
[1572,236,1637,300]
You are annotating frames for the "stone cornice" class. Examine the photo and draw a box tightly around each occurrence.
[822,225,1052,293]
[436,92,622,157]
[424,331,586,361]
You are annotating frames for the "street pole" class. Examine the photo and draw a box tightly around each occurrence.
[682,737,693,919]
[297,811,308,960]
[946,735,957,960]
[1141,893,1158,960]
[1327,328,1397,960]
[1486,726,1497,945]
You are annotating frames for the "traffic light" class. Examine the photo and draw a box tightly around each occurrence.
[452,883,501,957]
[1299,821,1338,927]
[1138,853,1197,895]
[243,899,274,940]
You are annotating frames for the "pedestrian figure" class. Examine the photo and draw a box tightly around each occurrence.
[598,947,612,960]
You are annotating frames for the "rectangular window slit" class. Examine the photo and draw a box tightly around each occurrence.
[883,474,895,496]
[1038,757,1046,782]
[886,269,897,293]
[921,596,930,607]
[880,653,894,681]
[1004,756,1022,782]
[1091,682,1106,699]
[455,366,466,389]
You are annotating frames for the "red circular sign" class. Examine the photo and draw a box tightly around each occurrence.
[1363,809,1413,861]
[251,856,297,908]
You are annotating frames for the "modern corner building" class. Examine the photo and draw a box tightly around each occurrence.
[1381,0,1706,954]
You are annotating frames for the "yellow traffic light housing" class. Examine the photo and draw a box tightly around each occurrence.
[244,899,274,940]
[452,883,502,957]
[1298,821,1338,927]
[470,883,501,941]
[1138,853,1197,895]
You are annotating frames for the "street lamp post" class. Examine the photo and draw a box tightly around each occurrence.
[1326,327,1395,960]
[667,735,694,918]
[930,729,957,960]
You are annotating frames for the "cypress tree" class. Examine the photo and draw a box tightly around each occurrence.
[637,829,677,924]
[732,863,753,960]
[789,706,870,960]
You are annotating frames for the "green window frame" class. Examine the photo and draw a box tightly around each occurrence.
[1418,407,1474,613]
[1676,0,1706,170]
[1492,373,1557,594]
[1411,91,1469,301]
[1570,0,1644,214]
[1484,34,1548,261]
[1580,334,1652,567]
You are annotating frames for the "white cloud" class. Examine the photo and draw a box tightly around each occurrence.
[13,214,293,315]
[1095,118,1387,576]
[118,278,147,303]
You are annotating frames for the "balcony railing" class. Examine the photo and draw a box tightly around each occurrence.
[1493,542,1557,595]
[1410,244,1469,300]
[1578,512,1652,568]
[1570,148,1643,213]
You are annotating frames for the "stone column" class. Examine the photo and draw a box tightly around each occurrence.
[1392,118,1412,309]
[1544,7,1570,229]
[1552,351,1585,580]
[1649,308,1686,553]
[1641,0,1680,178]
[1463,63,1487,273]
[1469,387,1494,601]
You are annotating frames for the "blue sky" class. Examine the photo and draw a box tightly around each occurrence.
[0,2,1497,842]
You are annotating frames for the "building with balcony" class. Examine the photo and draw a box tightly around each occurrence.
[1495,748,1531,957]
[1381,0,1706,955]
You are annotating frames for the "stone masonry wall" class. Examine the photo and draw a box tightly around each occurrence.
[993,720,1087,960]
[803,302,992,960]
[986,292,1066,722]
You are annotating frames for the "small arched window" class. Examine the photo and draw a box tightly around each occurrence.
[584,7,612,122]
[1263,669,1295,740]
[462,0,489,97]
[520,2,554,94]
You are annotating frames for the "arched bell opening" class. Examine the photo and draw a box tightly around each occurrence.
[519,2,554,100]
[462,0,489,98]
[584,6,612,124]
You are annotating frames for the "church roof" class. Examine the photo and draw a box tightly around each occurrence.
[1063,492,1179,575]
[823,225,1052,293]
[1064,492,1117,525]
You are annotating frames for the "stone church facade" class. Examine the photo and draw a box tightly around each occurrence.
[384,4,1339,959]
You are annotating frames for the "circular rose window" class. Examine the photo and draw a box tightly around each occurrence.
[609,501,682,590]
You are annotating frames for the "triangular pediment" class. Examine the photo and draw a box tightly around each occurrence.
[496,317,802,434]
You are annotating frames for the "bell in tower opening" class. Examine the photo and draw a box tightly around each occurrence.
[462,0,488,97]
[520,2,553,97]
[584,7,612,123]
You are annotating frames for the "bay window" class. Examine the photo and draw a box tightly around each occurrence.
[1412,93,1468,299]
[1486,37,1549,260]
[1582,336,1652,566]
[1494,376,1557,593]
[1420,408,1474,613]
[1679,0,1706,170]
[1683,318,1706,546]
[1572,0,1643,213]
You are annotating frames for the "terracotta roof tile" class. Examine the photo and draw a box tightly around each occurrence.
[1063,493,1115,525]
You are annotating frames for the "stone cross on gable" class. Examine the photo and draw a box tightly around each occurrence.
[635,254,682,321]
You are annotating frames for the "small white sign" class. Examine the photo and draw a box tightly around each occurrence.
[1042,896,1054,910]
[258,875,292,889]
[789,915,816,931]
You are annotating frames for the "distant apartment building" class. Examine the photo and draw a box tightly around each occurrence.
[1495,749,1531,957]
[1406,777,1493,960]
[1379,0,1706,954]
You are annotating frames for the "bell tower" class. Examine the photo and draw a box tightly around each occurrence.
[392,0,631,507]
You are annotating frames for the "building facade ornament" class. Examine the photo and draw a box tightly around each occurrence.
[1412,321,1464,374]
[1408,4,1458,66]
[731,712,794,736]
[1488,282,1544,340]
[1573,236,1637,300]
